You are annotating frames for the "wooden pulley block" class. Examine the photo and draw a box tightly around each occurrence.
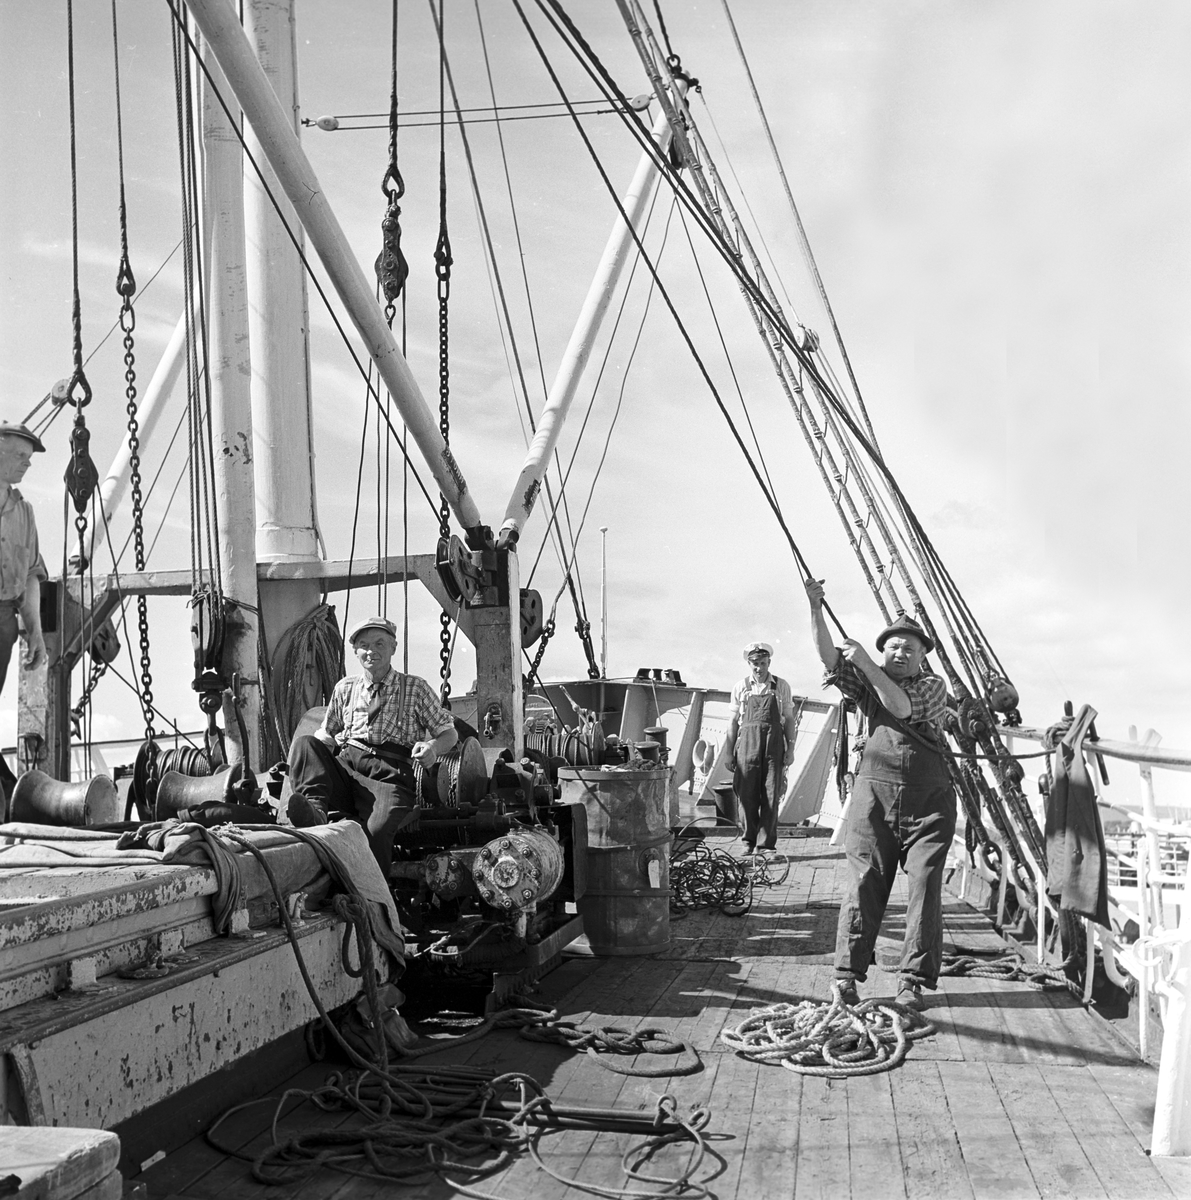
[10,769,120,827]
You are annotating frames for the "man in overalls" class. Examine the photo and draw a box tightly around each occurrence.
[805,580,954,1012]
[724,642,798,854]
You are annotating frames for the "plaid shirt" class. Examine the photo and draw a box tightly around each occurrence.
[320,668,455,749]
[0,486,46,603]
[825,652,948,733]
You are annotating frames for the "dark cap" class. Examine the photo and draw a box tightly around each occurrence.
[0,422,45,453]
[348,616,398,645]
[875,614,934,654]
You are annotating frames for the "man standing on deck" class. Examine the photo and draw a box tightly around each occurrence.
[805,580,955,1012]
[286,616,458,876]
[724,642,799,854]
[0,423,48,691]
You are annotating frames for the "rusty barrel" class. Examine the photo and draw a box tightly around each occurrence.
[558,767,670,956]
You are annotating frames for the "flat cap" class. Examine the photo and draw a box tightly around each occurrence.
[743,641,774,659]
[875,614,934,654]
[0,422,45,452]
[348,615,398,645]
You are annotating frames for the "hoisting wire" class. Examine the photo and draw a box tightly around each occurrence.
[524,186,670,588]
[164,2,440,526]
[534,0,1010,664]
[433,0,455,708]
[676,203,779,504]
[62,0,101,580]
[610,4,1041,864]
[469,0,596,655]
[111,0,156,748]
[510,0,847,640]
[716,0,878,445]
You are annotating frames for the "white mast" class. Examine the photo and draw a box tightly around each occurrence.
[242,0,317,568]
[201,35,261,762]
[183,0,485,541]
[498,90,683,548]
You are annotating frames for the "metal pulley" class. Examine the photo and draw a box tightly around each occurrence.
[435,534,483,606]
[985,675,1021,725]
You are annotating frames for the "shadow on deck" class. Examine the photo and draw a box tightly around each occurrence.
[135,835,1191,1200]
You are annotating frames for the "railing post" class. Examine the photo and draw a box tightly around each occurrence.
[1151,898,1191,1155]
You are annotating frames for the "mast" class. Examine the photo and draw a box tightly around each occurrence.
[201,35,261,762]
[183,0,485,543]
[599,526,608,678]
[498,90,682,548]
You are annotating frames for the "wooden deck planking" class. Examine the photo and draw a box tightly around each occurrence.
[936,1060,1040,1198]
[846,1071,907,1199]
[128,833,1180,1200]
[986,1063,1108,1199]
[793,1075,851,1200]
[889,1061,975,1200]
[736,1061,802,1200]
[1039,1063,1176,1199]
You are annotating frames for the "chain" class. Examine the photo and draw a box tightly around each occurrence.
[435,0,453,707]
[69,658,110,740]
[527,613,556,690]
[110,0,155,743]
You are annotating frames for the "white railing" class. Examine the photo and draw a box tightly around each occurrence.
[951,716,1191,1156]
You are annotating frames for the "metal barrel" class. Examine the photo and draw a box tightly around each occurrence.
[558,767,671,956]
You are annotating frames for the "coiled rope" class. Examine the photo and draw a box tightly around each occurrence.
[204,826,713,1196]
[721,979,935,1077]
[670,832,791,917]
[940,949,1080,996]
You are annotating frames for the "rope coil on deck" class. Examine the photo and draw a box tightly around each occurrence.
[940,950,1082,996]
[720,980,936,1077]
[669,833,791,917]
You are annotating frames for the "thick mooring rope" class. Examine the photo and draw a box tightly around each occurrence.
[721,980,935,1077]
[940,950,1080,996]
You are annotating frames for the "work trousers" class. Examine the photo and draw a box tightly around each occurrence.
[0,603,19,696]
[834,776,956,989]
[287,735,416,878]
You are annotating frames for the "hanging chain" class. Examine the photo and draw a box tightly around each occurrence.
[434,0,453,707]
[70,658,109,739]
[111,0,156,745]
[63,0,98,573]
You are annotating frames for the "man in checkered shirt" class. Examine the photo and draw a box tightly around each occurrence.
[287,616,458,876]
[806,579,955,1012]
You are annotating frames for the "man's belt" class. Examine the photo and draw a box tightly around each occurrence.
[0,599,20,612]
[346,738,413,760]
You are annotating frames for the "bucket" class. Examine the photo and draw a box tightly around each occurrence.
[559,767,671,956]
[712,782,738,827]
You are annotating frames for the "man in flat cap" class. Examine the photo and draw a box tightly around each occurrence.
[0,423,48,693]
[286,616,458,875]
[805,580,954,1011]
[724,641,799,854]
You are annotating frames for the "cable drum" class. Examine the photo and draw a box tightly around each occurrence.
[412,735,488,807]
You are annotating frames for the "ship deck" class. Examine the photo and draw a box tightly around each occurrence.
[136,830,1191,1200]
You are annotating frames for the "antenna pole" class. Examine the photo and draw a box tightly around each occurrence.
[599,526,608,678]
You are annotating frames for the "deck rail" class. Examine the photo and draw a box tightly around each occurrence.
[957,713,1191,1156]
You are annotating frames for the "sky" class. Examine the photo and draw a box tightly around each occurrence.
[1,1,1190,806]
